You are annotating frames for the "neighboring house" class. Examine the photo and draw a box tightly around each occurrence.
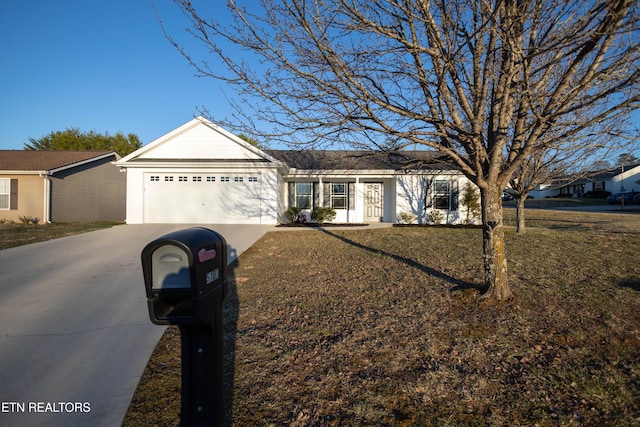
[115,117,478,225]
[530,163,640,198]
[0,150,125,223]
[612,163,640,193]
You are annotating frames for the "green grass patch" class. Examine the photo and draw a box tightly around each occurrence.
[124,210,640,426]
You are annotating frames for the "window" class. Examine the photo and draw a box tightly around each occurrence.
[178,176,188,182]
[150,176,160,182]
[192,176,202,182]
[164,176,174,182]
[248,176,258,183]
[288,182,320,209]
[221,176,230,182]
[331,183,347,209]
[295,182,313,209]
[323,182,355,210]
[430,179,459,210]
[234,176,244,183]
[433,180,450,209]
[0,178,9,210]
[207,176,215,182]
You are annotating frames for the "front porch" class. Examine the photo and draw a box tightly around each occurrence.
[283,176,397,223]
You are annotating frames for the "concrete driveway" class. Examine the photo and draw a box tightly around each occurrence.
[0,224,273,427]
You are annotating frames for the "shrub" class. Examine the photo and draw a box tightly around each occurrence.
[284,207,304,223]
[461,183,481,224]
[427,210,444,225]
[398,211,417,224]
[583,190,611,199]
[19,216,39,225]
[310,206,336,224]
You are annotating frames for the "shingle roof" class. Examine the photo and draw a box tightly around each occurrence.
[0,150,115,172]
[265,150,456,171]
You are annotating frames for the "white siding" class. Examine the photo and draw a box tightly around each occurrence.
[118,118,281,225]
[396,174,477,224]
[137,125,264,161]
[613,164,640,192]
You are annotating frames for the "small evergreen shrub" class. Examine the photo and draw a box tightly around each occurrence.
[310,207,336,224]
[284,207,304,223]
[461,183,481,224]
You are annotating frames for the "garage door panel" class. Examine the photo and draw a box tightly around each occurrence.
[143,174,261,224]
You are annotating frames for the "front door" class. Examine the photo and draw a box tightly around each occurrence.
[364,183,384,222]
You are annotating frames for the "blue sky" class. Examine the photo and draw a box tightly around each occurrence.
[1,1,637,158]
[0,0,232,150]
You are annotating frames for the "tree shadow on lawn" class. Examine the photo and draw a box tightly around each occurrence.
[620,278,640,292]
[319,228,482,293]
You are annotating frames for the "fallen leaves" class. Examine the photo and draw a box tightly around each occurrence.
[124,212,640,426]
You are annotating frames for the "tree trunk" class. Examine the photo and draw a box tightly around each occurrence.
[515,196,526,234]
[480,186,511,300]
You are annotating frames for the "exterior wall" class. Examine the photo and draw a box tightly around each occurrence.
[281,174,478,225]
[261,168,281,224]
[530,183,561,199]
[396,173,478,224]
[585,178,613,193]
[124,168,145,224]
[136,123,265,161]
[613,165,640,193]
[50,157,126,222]
[0,175,45,223]
[280,176,396,223]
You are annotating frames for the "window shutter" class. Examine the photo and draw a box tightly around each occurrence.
[323,183,331,206]
[313,182,320,209]
[288,182,295,208]
[348,182,355,209]
[451,180,459,211]
[10,179,18,210]
[424,178,433,208]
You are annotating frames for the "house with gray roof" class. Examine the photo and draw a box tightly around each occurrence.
[0,150,125,223]
[531,163,640,199]
[116,117,477,225]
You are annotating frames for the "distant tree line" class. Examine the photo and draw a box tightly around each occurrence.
[25,128,142,156]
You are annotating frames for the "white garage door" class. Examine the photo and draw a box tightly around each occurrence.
[143,173,262,224]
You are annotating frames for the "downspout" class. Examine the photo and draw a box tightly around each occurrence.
[39,172,51,223]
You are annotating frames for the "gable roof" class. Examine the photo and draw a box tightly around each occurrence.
[266,150,456,171]
[0,150,117,173]
[116,117,284,166]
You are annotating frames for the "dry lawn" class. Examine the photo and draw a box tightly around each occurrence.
[124,209,640,426]
[0,222,120,249]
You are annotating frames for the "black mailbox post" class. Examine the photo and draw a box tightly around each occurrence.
[142,227,228,426]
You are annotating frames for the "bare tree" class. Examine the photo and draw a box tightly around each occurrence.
[164,0,640,300]
[508,122,634,234]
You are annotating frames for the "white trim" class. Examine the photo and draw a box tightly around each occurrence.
[48,152,119,174]
[115,116,286,169]
[0,171,48,175]
[0,178,9,210]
